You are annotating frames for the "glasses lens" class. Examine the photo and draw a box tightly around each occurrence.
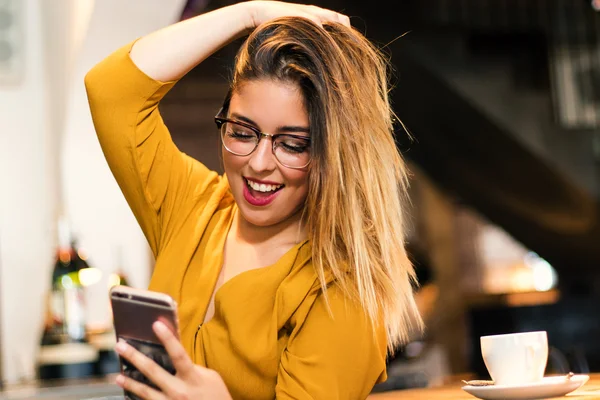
[273,135,311,168]
[220,122,258,156]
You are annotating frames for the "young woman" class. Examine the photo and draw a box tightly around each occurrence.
[85,1,422,399]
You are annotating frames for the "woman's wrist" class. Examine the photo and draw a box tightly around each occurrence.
[232,1,259,34]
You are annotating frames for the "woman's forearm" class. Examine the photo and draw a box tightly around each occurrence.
[130,2,253,82]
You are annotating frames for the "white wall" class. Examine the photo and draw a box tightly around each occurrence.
[0,0,186,384]
[0,0,58,382]
[61,0,186,331]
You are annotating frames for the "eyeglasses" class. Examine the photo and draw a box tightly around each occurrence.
[214,115,311,169]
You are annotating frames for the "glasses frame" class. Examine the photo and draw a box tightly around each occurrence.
[214,112,312,169]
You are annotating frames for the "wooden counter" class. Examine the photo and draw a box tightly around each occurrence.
[2,372,599,399]
[368,373,600,399]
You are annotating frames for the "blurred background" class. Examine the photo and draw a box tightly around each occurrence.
[0,0,599,397]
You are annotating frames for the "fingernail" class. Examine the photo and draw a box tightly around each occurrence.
[153,321,167,333]
[115,339,127,354]
[116,374,125,386]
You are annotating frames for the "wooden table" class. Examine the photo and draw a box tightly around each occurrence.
[2,373,599,399]
[368,373,600,399]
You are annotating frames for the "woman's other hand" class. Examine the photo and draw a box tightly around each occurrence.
[245,1,351,29]
[114,321,232,400]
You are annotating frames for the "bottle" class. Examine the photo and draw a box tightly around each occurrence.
[41,218,87,345]
[109,245,130,288]
[38,218,100,381]
[107,246,130,321]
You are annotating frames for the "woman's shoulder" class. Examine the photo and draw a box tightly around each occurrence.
[284,264,380,328]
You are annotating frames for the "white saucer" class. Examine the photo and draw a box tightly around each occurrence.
[462,374,589,400]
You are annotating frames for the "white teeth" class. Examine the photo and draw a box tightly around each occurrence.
[246,179,282,193]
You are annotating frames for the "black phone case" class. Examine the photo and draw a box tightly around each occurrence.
[120,338,176,400]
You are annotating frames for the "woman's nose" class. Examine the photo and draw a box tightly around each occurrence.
[248,137,277,172]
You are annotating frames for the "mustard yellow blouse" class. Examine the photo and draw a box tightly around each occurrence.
[85,41,387,400]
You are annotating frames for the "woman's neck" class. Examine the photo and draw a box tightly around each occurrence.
[233,207,308,247]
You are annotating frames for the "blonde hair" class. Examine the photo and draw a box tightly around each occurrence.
[229,17,423,351]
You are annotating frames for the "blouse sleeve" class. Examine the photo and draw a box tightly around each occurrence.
[84,40,220,256]
[276,285,388,399]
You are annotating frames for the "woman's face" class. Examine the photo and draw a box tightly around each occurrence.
[222,79,310,228]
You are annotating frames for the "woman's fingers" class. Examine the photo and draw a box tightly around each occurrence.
[115,373,167,400]
[153,321,197,379]
[338,13,351,27]
[115,339,180,393]
[303,5,350,27]
[250,1,351,29]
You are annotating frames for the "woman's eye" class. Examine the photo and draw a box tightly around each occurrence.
[277,137,310,153]
[281,143,307,153]
[228,131,255,141]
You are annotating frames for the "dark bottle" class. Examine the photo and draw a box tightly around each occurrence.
[110,245,130,288]
[41,218,87,345]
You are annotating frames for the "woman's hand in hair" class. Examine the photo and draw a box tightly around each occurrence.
[245,1,351,29]
[114,321,232,400]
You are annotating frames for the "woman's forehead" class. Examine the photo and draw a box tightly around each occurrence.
[229,80,309,127]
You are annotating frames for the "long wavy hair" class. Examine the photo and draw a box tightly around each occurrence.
[227,17,423,351]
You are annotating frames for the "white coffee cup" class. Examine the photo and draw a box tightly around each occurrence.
[480,331,548,386]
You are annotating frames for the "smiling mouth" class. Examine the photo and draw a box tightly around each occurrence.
[244,178,284,194]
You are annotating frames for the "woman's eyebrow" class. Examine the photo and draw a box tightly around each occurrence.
[230,112,310,134]
[277,125,310,134]
[229,112,258,127]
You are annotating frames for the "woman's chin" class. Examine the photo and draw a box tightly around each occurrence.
[237,207,279,228]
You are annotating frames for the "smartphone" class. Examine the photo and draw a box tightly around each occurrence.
[109,285,180,400]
